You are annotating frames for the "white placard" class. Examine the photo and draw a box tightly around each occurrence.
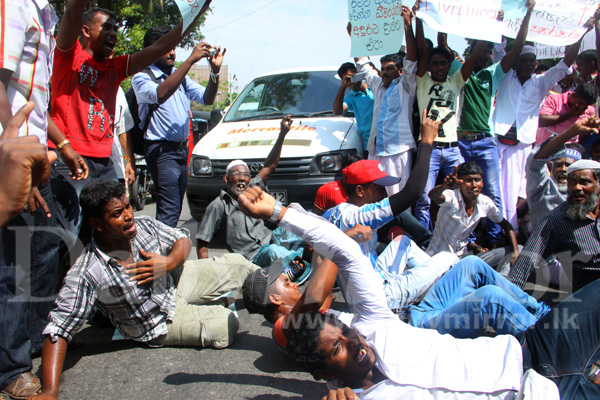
[416,0,504,42]
[534,29,596,59]
[348,0,406,58]
[175,0,205,33]
[502,0,600,46]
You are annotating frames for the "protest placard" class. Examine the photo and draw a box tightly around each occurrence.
[534,29,596,59]
[502,0,599,46]
[348,0,406,58]
[175,0,205,33]
[415,0,504,42]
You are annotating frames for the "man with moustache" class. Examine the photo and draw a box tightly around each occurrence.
[132,27,225,227]
[196,116,306,274]
[510,157,600,293]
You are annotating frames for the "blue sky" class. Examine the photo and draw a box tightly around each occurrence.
[177,0,468,91]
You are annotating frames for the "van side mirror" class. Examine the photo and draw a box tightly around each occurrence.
[211,109,224,126]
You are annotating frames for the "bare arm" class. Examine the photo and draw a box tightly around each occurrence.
[403,5,417,62]
[55,0,90,50]
[535,117,600,159]
[500,219,520,264]
[47,115,89,180]
[415,16,428,77]
[196,239,209,259]
[333,77,350,115]
[429,166,461,206]
[202,47,226,106]
[0,69,12,128]
[500,0,535,73]
[564,32,586,67]
[30,337,67,400]
[257,115,292,183]
[460,40,487,81]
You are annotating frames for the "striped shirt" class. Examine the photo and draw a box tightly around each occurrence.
[0,0,57,142]
[44,216,189,342]
[509,202,600,291]
[322,199,394,268]
[427,189,504,257]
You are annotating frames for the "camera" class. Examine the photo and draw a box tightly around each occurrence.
[350,72,366,83]
[209,48,217,57]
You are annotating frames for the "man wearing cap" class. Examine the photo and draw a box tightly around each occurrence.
[196,115,306,274]
[510,155,600,294]
[492,39,583,232]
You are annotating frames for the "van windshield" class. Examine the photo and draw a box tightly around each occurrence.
[223,70,342,122]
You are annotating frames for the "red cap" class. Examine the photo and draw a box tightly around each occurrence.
[343,160,401,186]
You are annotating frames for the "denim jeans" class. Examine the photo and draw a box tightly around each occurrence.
[145,141,188,228]
[380,236,458,310]
[0,182,60,388]
[519,277,600,398]
[407,256,550,338]
[252,227,304,268]
[458,136,504,243]
[51,154,118,250]
[415,146,464,229]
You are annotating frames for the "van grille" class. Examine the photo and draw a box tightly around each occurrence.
[212,157,313,176]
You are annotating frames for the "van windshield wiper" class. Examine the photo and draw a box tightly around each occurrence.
[289,110,336,118]
[233,112,284,121]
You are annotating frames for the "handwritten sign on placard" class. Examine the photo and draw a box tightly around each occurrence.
[175,0,204,33]
[416,0,503,43]
[502,0,600,46]
[348,0,406,58]
[534,29,596,59]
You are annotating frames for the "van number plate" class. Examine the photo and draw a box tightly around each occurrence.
[269,190,288,204]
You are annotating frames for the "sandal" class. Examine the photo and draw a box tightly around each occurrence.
[1,372,41,399]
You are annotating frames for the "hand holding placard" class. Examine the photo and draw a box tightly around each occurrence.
[175,0,212,34]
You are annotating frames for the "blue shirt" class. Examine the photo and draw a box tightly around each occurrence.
[322,199,394,268]
[344,88,374,149]
[131,64,206,142]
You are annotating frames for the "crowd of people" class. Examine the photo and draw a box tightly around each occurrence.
[3,0,600,399]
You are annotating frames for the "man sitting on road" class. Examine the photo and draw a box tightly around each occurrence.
[35,179,258,399]
[426,161,520,276]
[196,116,308,280]
[237,186,599,399]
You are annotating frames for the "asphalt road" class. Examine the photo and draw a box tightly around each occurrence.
[32,195,338,400]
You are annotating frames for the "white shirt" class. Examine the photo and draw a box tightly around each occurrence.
[357,58,417,156]
[493,61,570,144]
[280,206,541,399]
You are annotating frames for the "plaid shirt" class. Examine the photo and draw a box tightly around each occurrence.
[0,0,57,142]
[44,216,189,342]
[426,188,504,257]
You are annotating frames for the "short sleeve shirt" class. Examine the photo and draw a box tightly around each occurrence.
[50,40,130,158]
[313,180,348,213]
[536,92,596,145]
[343,88,374,149]
[426,189,504,256]
[417,70,467,142]
[0,0,58,142]
[458,62,506,134]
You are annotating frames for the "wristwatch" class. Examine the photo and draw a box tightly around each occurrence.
[268,201,282,223]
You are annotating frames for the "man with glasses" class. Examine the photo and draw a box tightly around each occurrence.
[195,116,307,279]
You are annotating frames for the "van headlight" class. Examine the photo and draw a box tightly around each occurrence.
[191,157,212,176]
[316,153,343,173]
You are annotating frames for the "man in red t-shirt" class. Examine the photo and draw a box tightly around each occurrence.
[311,152,361,215]
[50,0,212,250]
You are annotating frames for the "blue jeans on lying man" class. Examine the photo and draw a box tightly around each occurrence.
[407,256,551,338]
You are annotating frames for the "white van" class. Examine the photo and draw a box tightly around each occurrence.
[186,67,363,220]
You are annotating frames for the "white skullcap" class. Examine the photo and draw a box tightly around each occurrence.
[567,159,600,176]
[520,45,535,57]
[226,160,248,174]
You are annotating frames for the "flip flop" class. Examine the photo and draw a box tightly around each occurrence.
[1,372,41,399]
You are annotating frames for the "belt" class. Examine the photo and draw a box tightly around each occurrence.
[458,132,489,141]
[432,141,459,149]
[146,139,189,150]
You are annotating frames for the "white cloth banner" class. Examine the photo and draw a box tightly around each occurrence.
[348,0,406,58]
[415,0,504,43]
[534,29,596,59]
[174,0,205,33]
[502,0,600,46]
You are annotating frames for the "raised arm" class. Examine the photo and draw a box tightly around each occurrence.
[535,117,600,159]
[460,40,488,81]
[257,115,292,183]
[415,11,428,77]
[428,165,461,206]
[128,1,212,76]
[56,0,90,50]
[500,0,535,73]
[403,5,417,62]
[333,77,351,115]
[388,110,438,215]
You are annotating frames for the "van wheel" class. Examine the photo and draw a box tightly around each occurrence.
[130,176,146,211]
